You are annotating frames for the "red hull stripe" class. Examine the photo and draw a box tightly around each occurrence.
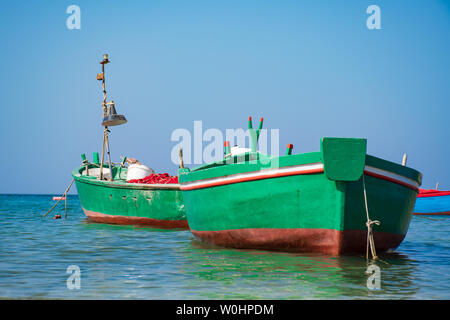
[82,208,189,229]
[180,163,420,192]
[191,228,405,255]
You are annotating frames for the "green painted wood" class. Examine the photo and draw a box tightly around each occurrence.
[256,117,263,140]
[249,128,257,152]
[343,175,415,234]
[72,166,186,221]
[183,172,344,231]
[179,137,421,243]
[224,141,231,156]
[93,152,100,164]
[180,152,322,183]
[286,144,293,156]
[365,155,422,185]
[321,137,367,181]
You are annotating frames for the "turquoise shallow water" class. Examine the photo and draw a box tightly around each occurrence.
[0,194,448,299]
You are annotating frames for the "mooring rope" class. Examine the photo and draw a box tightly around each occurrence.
[42,179,74,218]
[362,174,381,260]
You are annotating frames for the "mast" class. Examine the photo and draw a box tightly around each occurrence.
[97,54,127,181]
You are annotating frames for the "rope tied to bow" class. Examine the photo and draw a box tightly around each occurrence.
[362,174,381,260]
[365,218,381,260]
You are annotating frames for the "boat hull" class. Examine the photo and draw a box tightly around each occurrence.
[414,193,450,216]
[73,168,188,229]
[179,139,422,255]
[192,228,405,255]
[82,208,188,228]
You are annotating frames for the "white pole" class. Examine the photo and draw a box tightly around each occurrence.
[402,153,407,166]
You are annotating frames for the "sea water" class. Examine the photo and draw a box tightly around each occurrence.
[0,194,448,299]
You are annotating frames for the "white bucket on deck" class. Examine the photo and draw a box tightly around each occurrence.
[126,164,154,181]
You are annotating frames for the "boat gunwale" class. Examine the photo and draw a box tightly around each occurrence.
[180,162,325,191]
[180,163,420,192]
[72,167,180,191]
[179,152,422,188]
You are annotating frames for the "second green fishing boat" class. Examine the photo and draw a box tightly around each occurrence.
[73,162,187,228]
[72,54,187,228]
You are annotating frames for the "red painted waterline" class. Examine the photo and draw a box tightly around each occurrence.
[181,167,419,192]
[191,228,405,255]
[82,208,189,229]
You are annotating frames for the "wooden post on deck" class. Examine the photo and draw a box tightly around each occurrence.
[402,153,407,166]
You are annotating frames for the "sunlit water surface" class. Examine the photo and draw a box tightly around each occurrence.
[0,195,448,299]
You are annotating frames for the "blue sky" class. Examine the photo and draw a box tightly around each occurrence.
[0,0,449,194]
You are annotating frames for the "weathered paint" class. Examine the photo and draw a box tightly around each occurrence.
[72,166,187,228]
[82,208,189,228]
[321,137,366,181]
[179,137,422,255]
[192,229,405,255]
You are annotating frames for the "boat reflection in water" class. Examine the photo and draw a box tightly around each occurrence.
[178,239,419,299]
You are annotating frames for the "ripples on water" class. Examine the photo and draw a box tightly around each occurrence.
[0,194,448,299]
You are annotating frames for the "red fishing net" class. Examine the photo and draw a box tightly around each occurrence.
[127,173,178,184]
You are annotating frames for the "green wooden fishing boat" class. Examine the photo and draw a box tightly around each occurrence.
[72,54,187,228]
[179,117,422,255]
[72,162,187,228]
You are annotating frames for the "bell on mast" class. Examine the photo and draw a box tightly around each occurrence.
[102,101,127,126]
[98,54,127,127]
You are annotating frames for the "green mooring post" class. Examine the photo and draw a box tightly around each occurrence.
[256,117,263,140]
[286,144,293,155]
[93,152,100,164]
[81,153,89,176]
[248,116,259,152]
[224,141,231,156]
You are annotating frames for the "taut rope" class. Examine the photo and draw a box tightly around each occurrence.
[362,174,380,260]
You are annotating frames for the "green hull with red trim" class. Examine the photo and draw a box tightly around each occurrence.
[179,137,422,255]
[72,165,188,228]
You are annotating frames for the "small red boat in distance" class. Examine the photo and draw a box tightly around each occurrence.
[414,187,450,215]
[53,196,67,201]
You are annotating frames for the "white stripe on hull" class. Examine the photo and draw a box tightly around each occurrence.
[180,163,419,191]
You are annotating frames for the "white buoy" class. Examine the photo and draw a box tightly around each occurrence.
[126,164,154,181]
